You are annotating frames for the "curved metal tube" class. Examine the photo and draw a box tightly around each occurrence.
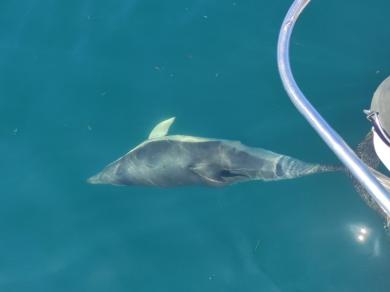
[277,0,390,218]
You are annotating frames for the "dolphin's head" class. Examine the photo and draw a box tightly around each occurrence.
[87,161,125,186]
[87,172,106,184]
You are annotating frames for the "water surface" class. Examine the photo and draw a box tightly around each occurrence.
[1,0,390,291]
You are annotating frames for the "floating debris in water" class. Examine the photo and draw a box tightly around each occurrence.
[87,125,92,131]
[12,128,18,135]
[254,240,261,253]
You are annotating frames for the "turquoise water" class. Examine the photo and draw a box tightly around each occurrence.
[1,0,390,291]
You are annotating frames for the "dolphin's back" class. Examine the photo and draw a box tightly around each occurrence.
[115,137,335,187]
[117,139,224,187]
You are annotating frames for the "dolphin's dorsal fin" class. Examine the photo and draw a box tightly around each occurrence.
[148,117,176,139]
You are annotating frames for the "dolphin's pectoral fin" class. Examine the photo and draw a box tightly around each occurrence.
[219,169,252,184]
[189,164,250,186]
[148,117,176,139]
[189,163,225,186]
[219,169,247,178]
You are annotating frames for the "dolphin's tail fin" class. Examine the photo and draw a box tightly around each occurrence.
[316,164,345,173]
[274,155,343,181]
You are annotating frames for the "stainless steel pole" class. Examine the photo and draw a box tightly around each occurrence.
[277,0,390,218]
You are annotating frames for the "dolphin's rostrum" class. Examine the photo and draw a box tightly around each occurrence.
[88,117,338,187]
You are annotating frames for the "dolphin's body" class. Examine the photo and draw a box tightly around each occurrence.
[88,118,337,187]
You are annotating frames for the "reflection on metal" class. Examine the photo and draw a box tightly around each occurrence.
[277,0,390,219]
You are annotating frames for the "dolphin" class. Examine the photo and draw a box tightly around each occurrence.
[87,117,339,187]
[87,118,338,187]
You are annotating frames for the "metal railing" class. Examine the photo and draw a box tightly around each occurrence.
[277,0,390,218]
